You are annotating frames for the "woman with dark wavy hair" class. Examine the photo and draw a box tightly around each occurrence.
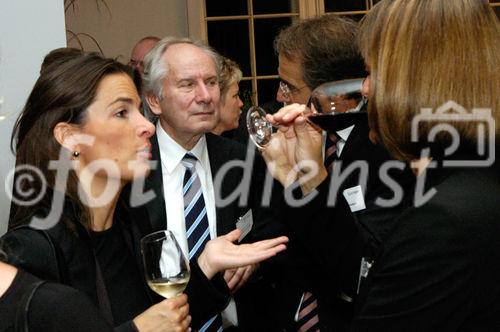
[1,52,287,331]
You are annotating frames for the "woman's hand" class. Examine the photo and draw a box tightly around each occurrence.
[197,229,288,279]
[133,294,191,332]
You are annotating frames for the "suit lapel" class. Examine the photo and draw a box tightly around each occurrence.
[206,133,238,237]
[338,123,369,165]
[144,133,167,232]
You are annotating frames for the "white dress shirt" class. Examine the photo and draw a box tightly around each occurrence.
[156,123,217,257]
[321,125,356,160]
[156,123,238,327]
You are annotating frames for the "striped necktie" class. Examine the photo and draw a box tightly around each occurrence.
[324,133,339,171]
[298,292,320,332]
[182,154,223,332]
[296,134,340,332]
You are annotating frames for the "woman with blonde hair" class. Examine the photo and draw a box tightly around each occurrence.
[350,0,500,329]
[211,56,244,136]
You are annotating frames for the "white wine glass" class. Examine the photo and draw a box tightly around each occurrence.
[141,230,190,298]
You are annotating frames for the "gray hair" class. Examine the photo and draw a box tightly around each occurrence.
[142,36,221,100]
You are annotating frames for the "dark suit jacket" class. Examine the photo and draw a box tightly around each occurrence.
[274,117,415,331]
[138,132,284,330]
[353,164,500,331]
[1,194,229,331]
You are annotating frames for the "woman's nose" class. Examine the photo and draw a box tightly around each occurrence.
[137,113,155,138]
[361,75,371,98]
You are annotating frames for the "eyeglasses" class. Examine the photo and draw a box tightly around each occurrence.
[279,80,308,100]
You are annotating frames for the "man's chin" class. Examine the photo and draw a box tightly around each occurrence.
[189,122,217,136]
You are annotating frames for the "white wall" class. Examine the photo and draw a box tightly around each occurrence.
[65,0,188,62]
[0,0,67,235]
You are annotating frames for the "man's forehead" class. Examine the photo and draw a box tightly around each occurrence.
[278,54,304,86]
[164,45,217,78]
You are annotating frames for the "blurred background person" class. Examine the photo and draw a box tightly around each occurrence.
[211,56,245,142]
[129,36,160,75]
[212,56,243,135]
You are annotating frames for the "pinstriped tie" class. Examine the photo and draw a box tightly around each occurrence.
[298,292,320,331]
[324,133,339,171]
[296,134,339,332]
[181,154,223,332]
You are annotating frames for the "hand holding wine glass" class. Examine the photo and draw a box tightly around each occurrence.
[132,294,191,332]
[248,78,367,149]
[259,79,367,192]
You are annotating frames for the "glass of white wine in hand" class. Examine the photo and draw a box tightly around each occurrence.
[141,230,190,298]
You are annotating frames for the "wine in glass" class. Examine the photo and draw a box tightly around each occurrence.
[141,230,190,298]
[246,78,367,147]
[308,78,367,132]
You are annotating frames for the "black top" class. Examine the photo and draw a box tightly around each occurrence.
[353,165,500,331]
[0,269,112,332]
[90,223,150,326]
[1,193,230,331]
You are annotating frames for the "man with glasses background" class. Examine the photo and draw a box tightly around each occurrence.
[269,15,413,331]
[274,15,365,106]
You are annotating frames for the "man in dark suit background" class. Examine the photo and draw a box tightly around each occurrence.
[268,15,414,331]
[140,36,282,331]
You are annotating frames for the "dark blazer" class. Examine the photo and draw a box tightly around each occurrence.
[143,133,279,239]
[137,132,284,331]
[275,117,415,331]
[1,195,229,331]
[353,164,500,331]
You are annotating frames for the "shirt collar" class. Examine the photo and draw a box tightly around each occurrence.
[156,122,208,174]
[336,125,355,141]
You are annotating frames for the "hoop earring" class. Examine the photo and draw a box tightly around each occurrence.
[72,151,80,158]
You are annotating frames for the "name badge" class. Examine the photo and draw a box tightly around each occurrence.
[357,257,373,294]
[236,209,253,242]
[343,185,366,212]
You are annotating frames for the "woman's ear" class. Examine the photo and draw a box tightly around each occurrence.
[53,122,81,152]
[145,93,163,116]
